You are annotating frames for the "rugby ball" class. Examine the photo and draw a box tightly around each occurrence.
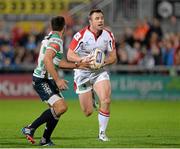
[90,48,105,69]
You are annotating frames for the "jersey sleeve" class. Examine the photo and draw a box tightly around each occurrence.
[69,32,83,52]
[47,38,63,53]
[107,32,116,52]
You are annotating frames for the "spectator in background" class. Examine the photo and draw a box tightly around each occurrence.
[148,32,162,65]
[146,18,163,44]
[124,27,134,46]
[133,19,149,43]
[22,51,35,65]
[11,26,24,46]
[163,15,180,34]
[169,33,179,50]
[0,20,11,44]
[35,24,50,44]
[0,49,3,67]
[139,50,155,68]
[161,39,175,66]
[1,42,15,66]
[14,46,25,66]
[25,34,37,52]
[117,36,129,64]
[127,41,141,65]
[174,46,180,65]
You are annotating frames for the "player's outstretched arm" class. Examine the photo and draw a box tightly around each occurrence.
[59,59,77,69]
[59,59,90,69]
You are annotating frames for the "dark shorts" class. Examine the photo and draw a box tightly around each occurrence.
[32,76,63,102]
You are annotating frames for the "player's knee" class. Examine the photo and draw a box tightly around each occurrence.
[101,97,111,105]
[60,103,68,114]
[56,104,68,116]
[106,98,111,105]
[53,101,68,116]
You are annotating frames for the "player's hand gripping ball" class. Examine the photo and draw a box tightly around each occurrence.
[90,48,105,69]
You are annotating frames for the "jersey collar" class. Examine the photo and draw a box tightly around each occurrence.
[87,26,103,40]
[51,31,62,38]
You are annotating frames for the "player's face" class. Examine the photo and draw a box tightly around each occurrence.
[89,12,104,31]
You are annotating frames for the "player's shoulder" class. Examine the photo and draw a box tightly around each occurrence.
[103,27,115,39]
[73,26,88,41]
[78,26,89,35]
[103,27,114,35]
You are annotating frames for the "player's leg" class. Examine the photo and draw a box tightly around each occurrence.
[39,79,67,146]
[93,73,111,141]
[22,77,67,145]
[92,89,99,110]
[22,77,50,144]
[78,91,94,116]
[75,80,94,116]
[40,96,67,146]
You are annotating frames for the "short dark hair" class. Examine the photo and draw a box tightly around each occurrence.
[51,16,65,31]
[89,9,104,17]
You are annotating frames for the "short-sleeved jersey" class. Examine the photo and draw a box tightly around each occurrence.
[33,31,63,79]
[69,26,115,75]
[69,26,115,57]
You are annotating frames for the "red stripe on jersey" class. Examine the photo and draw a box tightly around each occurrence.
[104,28,116,50]
[69,26,87,51]
[49,43,60,51]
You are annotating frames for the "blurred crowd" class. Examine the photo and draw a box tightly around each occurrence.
[0,20,43,68]
[0,15,180,69]
[0,15,85,68]
[116,16,180,67]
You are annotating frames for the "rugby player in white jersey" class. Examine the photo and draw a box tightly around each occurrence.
[67,9,117,141]
[21,16,90,146]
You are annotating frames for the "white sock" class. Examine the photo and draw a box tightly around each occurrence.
[98,110,110,134]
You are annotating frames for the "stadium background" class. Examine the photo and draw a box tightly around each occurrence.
[0,0,180,148]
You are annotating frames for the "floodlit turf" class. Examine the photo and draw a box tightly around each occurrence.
[0,99,180,148]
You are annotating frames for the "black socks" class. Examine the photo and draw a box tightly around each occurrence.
[30,108,59,141]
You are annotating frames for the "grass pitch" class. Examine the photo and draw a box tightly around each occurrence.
[0,99,180,148]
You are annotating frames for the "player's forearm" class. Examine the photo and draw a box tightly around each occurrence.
[59,59,77,69]
[44,56,59,82]
[104,51,117,66]
[67,49,82,62]
[104,58,115,66]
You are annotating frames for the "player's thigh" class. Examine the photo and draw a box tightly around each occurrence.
[93,79,111,102]
[78,91,93,113]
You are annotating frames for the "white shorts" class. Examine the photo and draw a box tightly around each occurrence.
[74,70,110,94]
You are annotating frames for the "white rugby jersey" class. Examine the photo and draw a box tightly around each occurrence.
[69,26,116,57]
[69,26,116,85]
